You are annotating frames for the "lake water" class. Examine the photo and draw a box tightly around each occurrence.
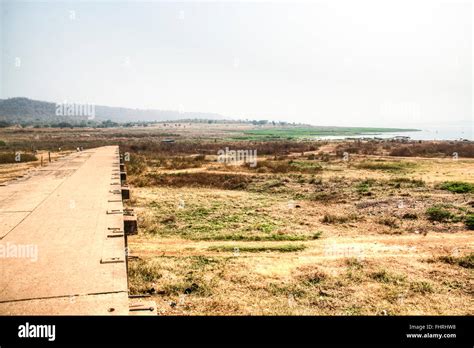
[315,125,473,141]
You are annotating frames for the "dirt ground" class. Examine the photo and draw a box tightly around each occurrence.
[126,148,474,315]
[1,125,472,315]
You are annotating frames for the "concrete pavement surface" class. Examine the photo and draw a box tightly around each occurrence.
[0,146,129,315]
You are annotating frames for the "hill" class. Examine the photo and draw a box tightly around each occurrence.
[0,97,226,126]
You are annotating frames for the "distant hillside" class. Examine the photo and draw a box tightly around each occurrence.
[0,97,226,125]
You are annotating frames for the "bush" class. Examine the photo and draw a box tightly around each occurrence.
[0,152,37,164]
[439,181,474,194]
[356,179,375,193]
[126,154,147,175]
[465,214,474,230]
[402,213,418,220]
[390,142,474,158]
[426,206,455,222]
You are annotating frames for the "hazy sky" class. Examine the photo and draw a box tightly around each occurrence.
[0,0,472,127]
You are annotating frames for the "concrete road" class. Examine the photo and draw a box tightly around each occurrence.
[0,146,129,315]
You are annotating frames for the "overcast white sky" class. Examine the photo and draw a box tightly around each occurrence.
[0,0,472,127]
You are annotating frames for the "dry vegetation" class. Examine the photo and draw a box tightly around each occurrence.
[1,124,473,315]
[121,126,473,315]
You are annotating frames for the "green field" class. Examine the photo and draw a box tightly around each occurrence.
[231,127,420,140]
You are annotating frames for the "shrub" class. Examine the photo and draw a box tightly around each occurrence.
[0,152,37,164]
[126,154,147,175]
[356,179,375,193]
[426,206,455,222]
[390,142,474,158]
[402,213,418,220]
[439,181,474,194]
[465,214,474,230]
[438,253,474,269]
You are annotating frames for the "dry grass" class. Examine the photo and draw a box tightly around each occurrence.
[2,125,472,315]
[335,140,474,158]
[125,135,474,315]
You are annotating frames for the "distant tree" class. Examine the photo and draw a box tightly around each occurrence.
[100,119,118,128]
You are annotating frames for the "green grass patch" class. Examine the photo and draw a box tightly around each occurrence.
[425,205,459,222]
[197,231,321,242]
[208,244,306,253]
[439,181,474,194]
[356,179,376,193]
[354,160,417,172]
[236,127,418,141]
[465,214,474,230]
[140,192,315,241]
